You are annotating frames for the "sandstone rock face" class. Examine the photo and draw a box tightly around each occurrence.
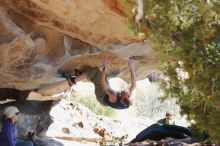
[0,0,160,97]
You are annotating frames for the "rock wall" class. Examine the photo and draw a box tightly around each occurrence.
[0,0,160,95]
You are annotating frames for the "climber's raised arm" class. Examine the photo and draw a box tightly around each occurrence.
[99,55,116,97]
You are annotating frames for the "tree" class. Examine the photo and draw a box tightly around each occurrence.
[123,0,220,142]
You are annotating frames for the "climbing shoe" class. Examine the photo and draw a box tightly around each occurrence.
[62,73,76,86]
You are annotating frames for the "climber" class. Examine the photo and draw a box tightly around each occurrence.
[0,106,34,146]
[65,55,136,109]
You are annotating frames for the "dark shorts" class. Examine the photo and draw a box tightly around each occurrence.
[82,67,108,105]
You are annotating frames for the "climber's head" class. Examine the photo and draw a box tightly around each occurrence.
[120,91,132,106]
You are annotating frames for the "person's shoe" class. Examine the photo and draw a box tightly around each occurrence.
[62,73,76,86]
[66,79,74,86]
[70,76,76,85]
[28,131,34,141]
[67,76,76,86]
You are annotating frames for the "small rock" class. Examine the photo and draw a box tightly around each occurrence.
[93,127,106,137]
[93,127,99,134]
[61,128,70,134]
[69,103,74,107]
[98,129,106,138]
[75,122,84,128]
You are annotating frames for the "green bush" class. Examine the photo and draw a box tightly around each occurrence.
[123,0,220,142]
[70,94,115,117]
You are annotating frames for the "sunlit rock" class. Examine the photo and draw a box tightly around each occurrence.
[0,0,160,93]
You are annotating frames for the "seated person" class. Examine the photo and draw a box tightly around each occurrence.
[0,106,34,146]
[130,112,191,143]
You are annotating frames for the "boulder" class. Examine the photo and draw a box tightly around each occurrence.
[0,0,160,96]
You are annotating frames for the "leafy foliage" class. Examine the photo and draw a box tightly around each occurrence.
[70,94,115,117]
[124,0,220,142]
